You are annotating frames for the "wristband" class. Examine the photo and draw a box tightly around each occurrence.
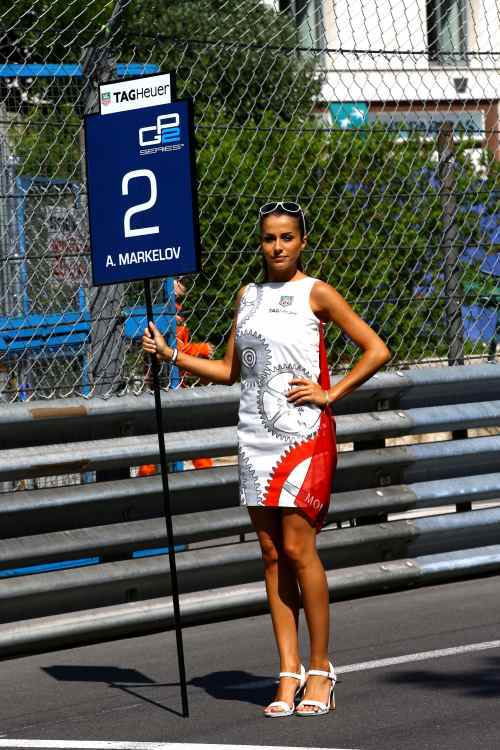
[170,347,179,364]
[324,390,330,405]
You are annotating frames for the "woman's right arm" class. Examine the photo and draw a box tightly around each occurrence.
[142,287,245,385]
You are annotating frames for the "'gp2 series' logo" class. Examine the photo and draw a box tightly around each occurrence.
[139,113,181,154]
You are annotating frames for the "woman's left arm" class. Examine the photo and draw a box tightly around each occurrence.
[288,281,391,407]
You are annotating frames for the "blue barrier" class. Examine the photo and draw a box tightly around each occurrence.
[0,546,187,579]
[0,63,159,78]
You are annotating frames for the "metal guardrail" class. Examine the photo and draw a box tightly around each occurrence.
[2,507,500,623]
[3,362,500,449]
[2,470,500,538]
[1,544,500,658]
[1,363,500,655]
[3,498,500,577]
[2,404,500,483]
[1,385,241,449]
[0,467,238,535]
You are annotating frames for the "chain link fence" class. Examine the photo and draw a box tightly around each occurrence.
[0,0,499,404]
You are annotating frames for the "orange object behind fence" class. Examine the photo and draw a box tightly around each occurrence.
[138,279,215,476]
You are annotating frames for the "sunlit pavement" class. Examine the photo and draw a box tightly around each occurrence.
[1,575,499,750]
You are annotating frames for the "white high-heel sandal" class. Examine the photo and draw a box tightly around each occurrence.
[295,661,337,716]
[264,664,306,718]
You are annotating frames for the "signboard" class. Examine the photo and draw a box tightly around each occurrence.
[84,97,201,286]
[329,102,368,129]
[367,110,485,140]
[46,206,88,286]
[83,73,192,717]
[328,103,485,141]
[98,72,173,115]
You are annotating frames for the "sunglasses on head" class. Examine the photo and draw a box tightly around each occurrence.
[259,201,302,215]
[259,202,306,233]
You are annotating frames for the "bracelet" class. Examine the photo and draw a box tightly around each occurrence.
[324,390,330,406]
[170,347,179,364]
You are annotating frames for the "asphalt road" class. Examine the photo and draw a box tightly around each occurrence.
[1,574,500,750]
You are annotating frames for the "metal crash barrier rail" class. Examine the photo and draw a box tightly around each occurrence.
[0,362,500,656]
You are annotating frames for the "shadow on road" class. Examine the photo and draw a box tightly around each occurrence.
[42,665,183,717]
[43,665,157,684]
[383,655,500,698]
[42,664,275,711]
[190,670,275,707]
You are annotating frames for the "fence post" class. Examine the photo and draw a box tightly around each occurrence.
[437,122,465,367]
[0,124,22,318]
[80,2,131,485]
[81,1,129,399]
[437,122,470,512]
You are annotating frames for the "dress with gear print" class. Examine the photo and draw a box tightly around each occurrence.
[235,276,337,530]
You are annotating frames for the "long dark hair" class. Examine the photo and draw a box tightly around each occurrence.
[259,207,307,280]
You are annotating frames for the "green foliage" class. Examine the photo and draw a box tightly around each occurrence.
[1,0,114,178]
[186,118,499,367]
[0,0,113,62]
[10,105,82,180]
[123,0,320,124]
[3,0,498,370]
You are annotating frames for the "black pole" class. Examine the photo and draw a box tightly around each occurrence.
[144,279,189,718]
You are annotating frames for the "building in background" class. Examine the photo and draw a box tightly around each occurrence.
[267,0,500,160]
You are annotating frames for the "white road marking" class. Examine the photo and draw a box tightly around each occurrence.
[229,638,500,689]
[6,641,498,750]
[0,743,359,750]
[336,638,500,673]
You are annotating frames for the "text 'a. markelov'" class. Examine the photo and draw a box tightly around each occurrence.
[105,246,182,267]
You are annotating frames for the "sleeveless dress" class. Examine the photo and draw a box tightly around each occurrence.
[235,276,337,530]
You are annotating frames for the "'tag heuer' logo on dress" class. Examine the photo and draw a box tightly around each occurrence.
[279,295,293,307]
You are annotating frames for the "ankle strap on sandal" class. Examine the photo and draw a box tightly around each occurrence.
[308,662,336,680]
[279,670,303,681]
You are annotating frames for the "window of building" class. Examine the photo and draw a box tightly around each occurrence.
[279,0,324,50]
[427,0,468,65]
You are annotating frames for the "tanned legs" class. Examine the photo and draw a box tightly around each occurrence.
[248,507,332,715]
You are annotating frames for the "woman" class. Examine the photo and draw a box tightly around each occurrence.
[143,202,391,717]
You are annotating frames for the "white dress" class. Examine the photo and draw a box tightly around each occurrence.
[235,276,337,529]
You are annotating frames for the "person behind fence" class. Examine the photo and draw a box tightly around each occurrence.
[174,276,215,469]
[142,201,391,717]
[139,277,215,476]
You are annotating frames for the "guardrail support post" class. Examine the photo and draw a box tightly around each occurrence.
[353,437,388,525]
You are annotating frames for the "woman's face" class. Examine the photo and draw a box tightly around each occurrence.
[260,213,306,277]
